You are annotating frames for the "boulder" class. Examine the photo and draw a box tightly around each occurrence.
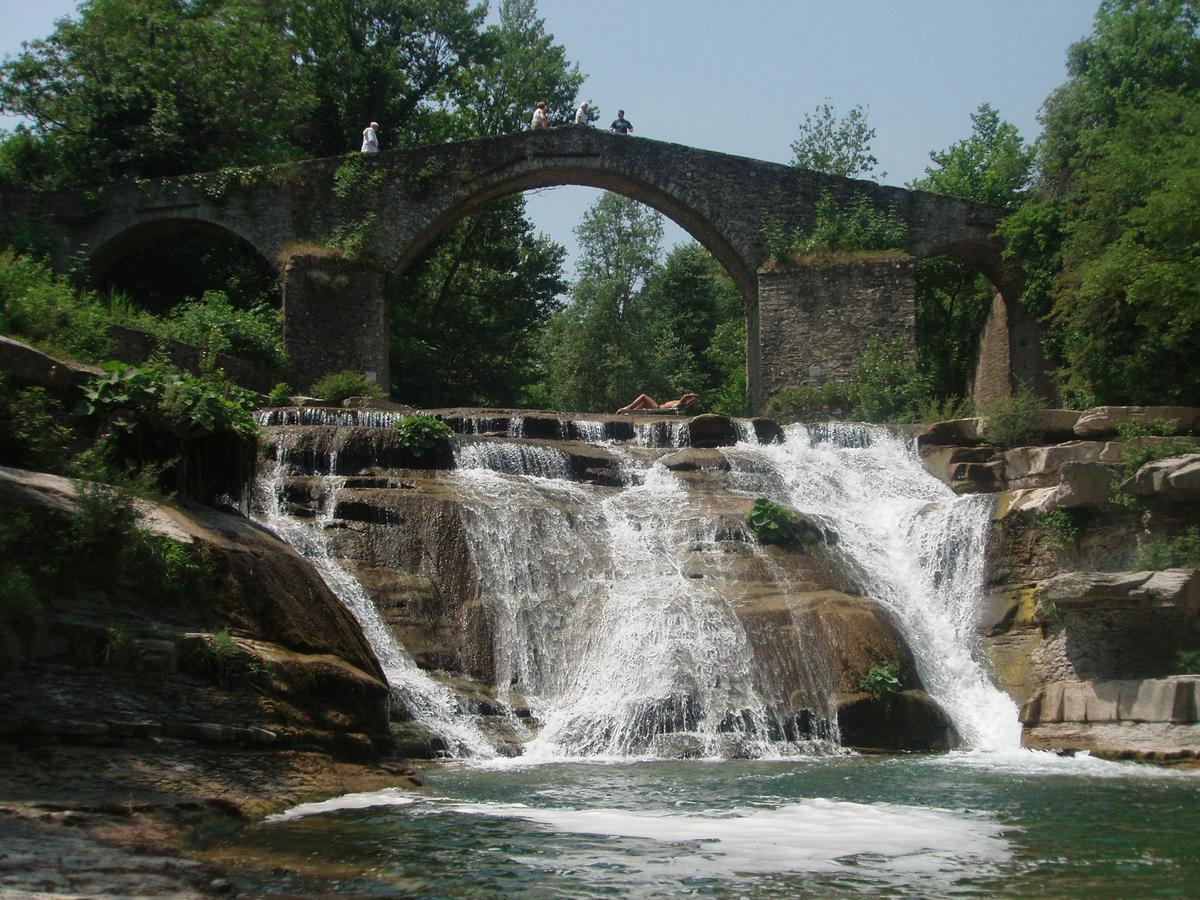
[687,414,738,448]
[1122,453,1200,501]
[1038,569,1200,612]
[1003,441,1120,490]
[1052,461,1116,508]
[1075,406,1200,438]
[749,418,785,445]
[660,449,731,472]
[919,417,984,447]
[834,690,958,751]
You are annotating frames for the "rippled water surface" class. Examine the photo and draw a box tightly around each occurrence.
[204,754,1200,896]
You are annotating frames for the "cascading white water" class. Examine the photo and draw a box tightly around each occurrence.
[451,459,811,759]
[724,423,1021,750]
[454,441,571,479]
[252,449,495,758]
[635,421,691,448]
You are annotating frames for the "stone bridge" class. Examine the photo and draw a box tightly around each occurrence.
[1,127,1046,410]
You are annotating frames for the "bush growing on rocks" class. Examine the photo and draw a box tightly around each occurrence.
[394,414,454,457]
[979,384,1041,447]
[1135,527,1200,571]
[746,498,823,548]
[309,369,385,404]
[859,661,903,699]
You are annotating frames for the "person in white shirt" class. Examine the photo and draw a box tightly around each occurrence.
[574,102,589,125]
[531,101,548,129]
[361,122,380,153]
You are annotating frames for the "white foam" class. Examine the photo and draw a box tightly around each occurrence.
[444,798,1012,883]
[265,788,419,822]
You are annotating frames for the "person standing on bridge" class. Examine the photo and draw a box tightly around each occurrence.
[361,121,380,154]
[531,100,548,130]
[610,110,633,135]
[574,101,590,125]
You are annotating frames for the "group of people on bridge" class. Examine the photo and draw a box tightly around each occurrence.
[531,101,633,134]
[360,102,633,155]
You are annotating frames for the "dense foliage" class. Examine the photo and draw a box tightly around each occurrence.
[309,369,385,403]
[746,498,824,549]
[394,414,455,457]
[997,0,1200,405]
[536,194,746,415]
[789,101,884,180]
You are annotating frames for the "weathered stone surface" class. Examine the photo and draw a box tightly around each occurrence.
[920,444,1003,491]
[1075,406,1200,437]
[1003,441,1120,490]
[660,449,731,472]
[1123,453,1200,501]
[0,334,101,397]
[919,417,984,447]
[1021,678,1200,725]
[282,254,388,393]
[750,417,785,444]
[758,257,916,406]
[1039,569,1200,611]
[1052,461,1116,508]
[834,690,957,751]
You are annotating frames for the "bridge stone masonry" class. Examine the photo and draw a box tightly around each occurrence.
[0,126,1047,410]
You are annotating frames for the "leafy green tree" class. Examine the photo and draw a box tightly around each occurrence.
[0,0,311,188]
[789,101,885,180]
[391,195,567,407]
[908,103,1035,399]
[999,0,1200,405]
[453,0,584,136]
[539,193,664,412]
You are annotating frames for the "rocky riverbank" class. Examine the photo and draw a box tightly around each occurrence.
[920,405,1200,762]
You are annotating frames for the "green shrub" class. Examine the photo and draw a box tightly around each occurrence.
[266,381,293,407]
[767,383,855,423]
[1111,423,1197,508]
[851,337,934,424]
[1135,527,1200,570]
[0,377,75,471]
[0,566,40,626]
[157,291,286,369]
[859,662,903,699]
[80,360,259,503]
[1030,509,1082,550]
[796,192,907,255]
[395,414,454,457]
[747,498,823,548]
[0,249,117,360]
[104,625,137,667]
[979,384,1042,447]
[1175,649,1200,675]
[310,369,385,404]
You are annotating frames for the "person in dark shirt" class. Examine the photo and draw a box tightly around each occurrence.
[610,110,633,135]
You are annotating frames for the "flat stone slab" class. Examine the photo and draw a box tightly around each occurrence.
[1022,677,1200,725]
[1075,405,1200,437]
[1123,453,1200,501]
[1039,568,1200,611]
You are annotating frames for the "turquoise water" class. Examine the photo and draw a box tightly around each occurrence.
[208,753,1200,896]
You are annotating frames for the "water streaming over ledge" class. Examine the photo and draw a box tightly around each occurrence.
[254,413,1019,758]
[724,423,1021,750]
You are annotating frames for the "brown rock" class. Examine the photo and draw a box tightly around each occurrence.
[1123,453,1200,501]
[1075,406,1200,438]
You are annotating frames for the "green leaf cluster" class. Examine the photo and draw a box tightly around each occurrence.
[394,415,454,457]
[790,101,884,180]
[309,369,385,404]
[746,498,823,549]
[859,662,903,700]
[763,193,907,263]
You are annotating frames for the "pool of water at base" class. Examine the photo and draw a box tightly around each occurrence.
[201,752,1200,896]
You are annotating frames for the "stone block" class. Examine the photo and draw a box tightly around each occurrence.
[1085,682,1120,722]
[1123,453,1200,501]
[1039,682,1065,724]
[1040,569,1199,612]
[1115,679,1187,723]
[1053,461,1116,508]
[1061,683,1091,723]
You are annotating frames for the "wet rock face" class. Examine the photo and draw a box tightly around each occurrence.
[0,465,392,756]
[261,414,952,756]
[834,691,957,752]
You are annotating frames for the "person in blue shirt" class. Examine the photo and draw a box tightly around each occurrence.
[610,110,633,135]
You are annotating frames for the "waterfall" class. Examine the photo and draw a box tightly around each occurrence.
[451,459,835,760]
[723,424,1021,751]
[252,449,495,758]
[635,421,691,448]
[256,408,407,429]
[454,441,571,479]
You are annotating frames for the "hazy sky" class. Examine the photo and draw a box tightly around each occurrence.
[1,0,1101,270]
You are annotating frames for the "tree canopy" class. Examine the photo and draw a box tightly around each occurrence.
[789,101,885,180]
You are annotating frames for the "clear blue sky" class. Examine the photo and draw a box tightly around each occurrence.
[1,0,1100,271]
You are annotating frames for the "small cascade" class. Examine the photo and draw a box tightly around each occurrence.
[733,419,759,445]
[454,441,571,480]
[724,425,1020,751]
[252,454,494,758]
[635,420,691,448]
[256,408,407,429]
[507,416,525,438]
[571,420,608,443]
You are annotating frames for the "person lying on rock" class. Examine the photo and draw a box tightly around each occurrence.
[617,392,700,414]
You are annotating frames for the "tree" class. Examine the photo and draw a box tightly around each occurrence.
[538,193,664,412]
[390,194,567,407]
[908,103,1035,399]
[789,101,885,180]
[453,0,584,136]
[999,0,1200,404]
[0,0,311,188]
